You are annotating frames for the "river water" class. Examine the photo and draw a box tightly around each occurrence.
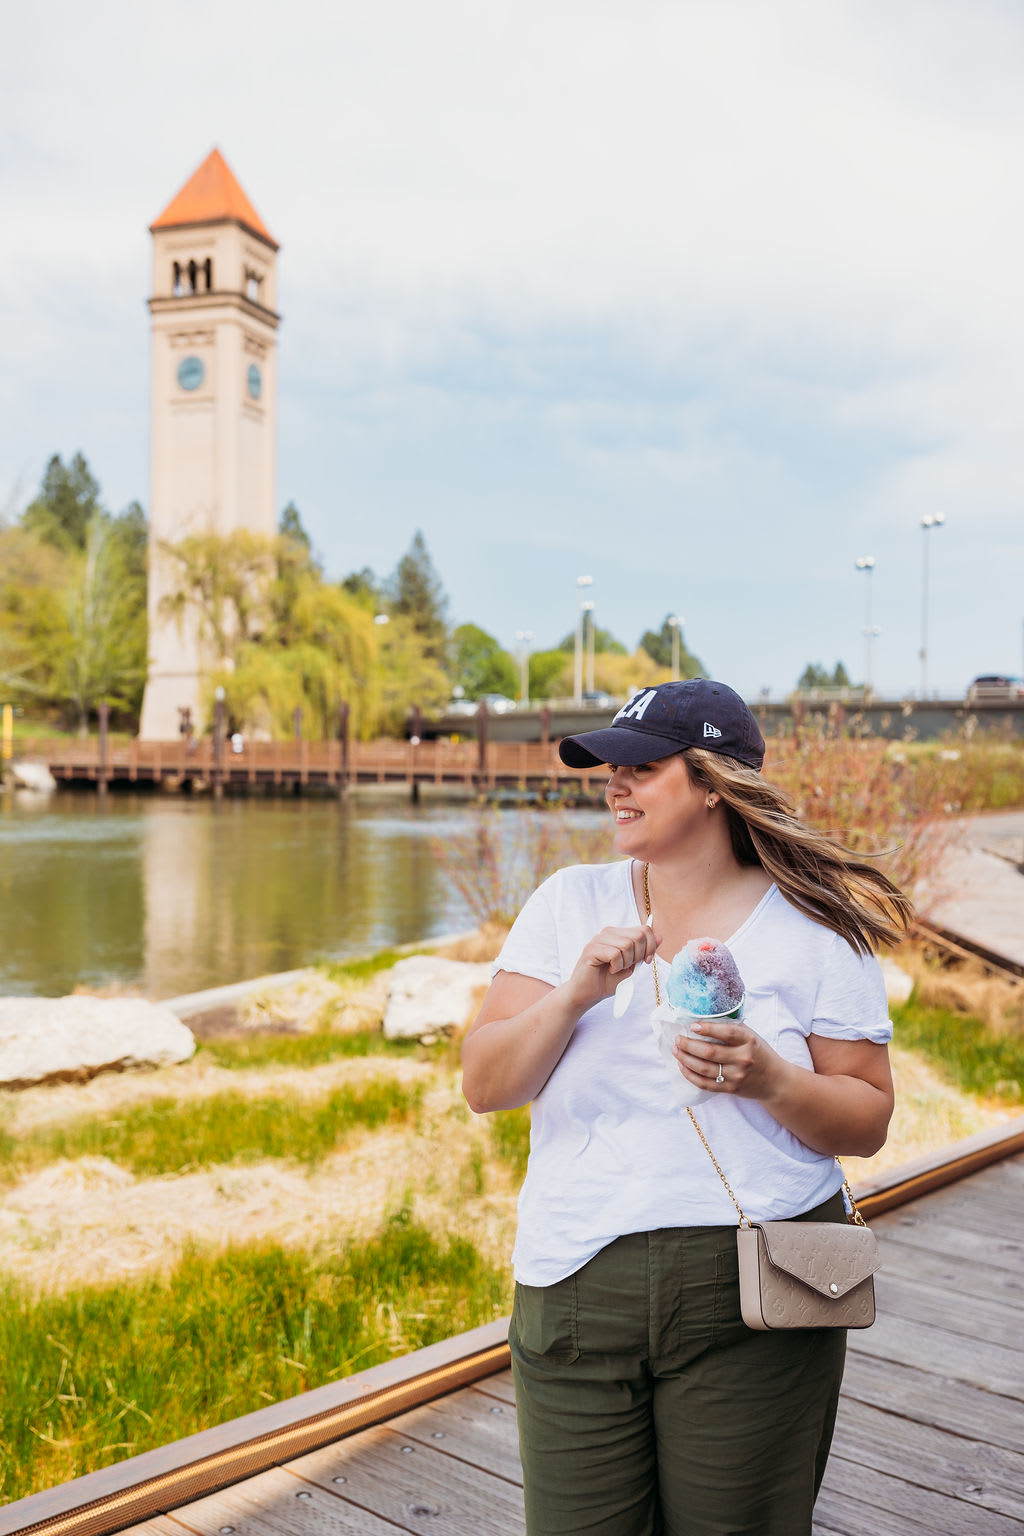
[0,789,610,999]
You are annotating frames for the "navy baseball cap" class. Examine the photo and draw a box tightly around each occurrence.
[559,680,765,771]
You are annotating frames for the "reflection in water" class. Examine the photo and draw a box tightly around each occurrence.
[0,789,608,999]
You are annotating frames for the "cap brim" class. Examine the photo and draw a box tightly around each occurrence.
[558,727,686,770]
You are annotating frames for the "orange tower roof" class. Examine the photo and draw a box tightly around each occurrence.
[151,149,278,249]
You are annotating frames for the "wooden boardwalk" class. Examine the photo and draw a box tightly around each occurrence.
[5,1129,1021,1536]
[26,738,606,797]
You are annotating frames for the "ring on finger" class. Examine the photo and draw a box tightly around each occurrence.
[714,1064,725,1084]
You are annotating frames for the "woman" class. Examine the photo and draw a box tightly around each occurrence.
[462,679,912,1536]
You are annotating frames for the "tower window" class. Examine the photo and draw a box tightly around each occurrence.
[188,259,198,293]
[246,270,262,303]
[205,257,213,291]
[173,261,183,296]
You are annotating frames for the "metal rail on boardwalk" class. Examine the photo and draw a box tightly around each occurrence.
[3,1114,1023,1536]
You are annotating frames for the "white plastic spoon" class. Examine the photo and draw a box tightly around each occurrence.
[612,913,654,1018]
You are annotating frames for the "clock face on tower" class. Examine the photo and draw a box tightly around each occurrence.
[247,363,262,401]
[177,355,205,391]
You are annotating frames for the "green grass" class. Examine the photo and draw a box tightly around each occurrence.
[201,1028,421,1071]
[893,999,1024,1101]
[318,948,433,985]
[0,1079,424,1182]
[490,1105,531,1179]
[0,1212,512,1503]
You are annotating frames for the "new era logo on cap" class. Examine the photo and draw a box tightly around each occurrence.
[703,722,722,740]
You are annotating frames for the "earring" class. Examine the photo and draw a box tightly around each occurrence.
[706,795,717,809]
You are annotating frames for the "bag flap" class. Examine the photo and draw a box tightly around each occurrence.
[756,1222,881,1300]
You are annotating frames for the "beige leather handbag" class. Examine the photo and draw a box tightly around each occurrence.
[687,1110,881,1331]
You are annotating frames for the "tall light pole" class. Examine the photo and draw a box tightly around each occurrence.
[573,575,593,704]
[920,514,945,699]
[854,558,878,695]
[667,615,684,680]
[581,601,596,693]
[515,630,533,706]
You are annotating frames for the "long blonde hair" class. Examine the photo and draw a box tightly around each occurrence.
[681,747,914,954]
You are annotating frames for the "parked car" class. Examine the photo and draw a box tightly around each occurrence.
[966,674,1024,704]
[445,697,479,716]
[581,690,614,708]
[479,693,517,713]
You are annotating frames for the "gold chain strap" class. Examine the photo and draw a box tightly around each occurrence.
[640,861,865,1230]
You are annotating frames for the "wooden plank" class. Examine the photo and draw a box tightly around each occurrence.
[873,1270,1024,1349]
[285,1425,526,1535]
[472,1370,517,1408]
[873,1232,1024,1308]
[829,1397,1024,1523]
[849,1310,1023,1397]
[872,1208,1024,1274]
[813,1486,949,1536]
[840,1351,1022,1455]
[160,1466,399,1536]
[382,1385,523,1485]
[817,1453,1022,1535]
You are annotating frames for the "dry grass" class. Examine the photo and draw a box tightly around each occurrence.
[0,933,1016,1301]
[894,944,1024,1035]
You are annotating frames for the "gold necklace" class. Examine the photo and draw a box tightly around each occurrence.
[641,862,664,1008]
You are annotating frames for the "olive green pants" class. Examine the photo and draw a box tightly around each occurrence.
[510,1194,847,1536]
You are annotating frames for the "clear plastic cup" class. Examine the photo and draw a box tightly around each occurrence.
[651,996,744,1107]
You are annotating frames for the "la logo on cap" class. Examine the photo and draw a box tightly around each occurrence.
[703,722,722,739]
[614,689,658,723]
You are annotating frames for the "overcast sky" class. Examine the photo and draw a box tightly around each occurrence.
[3,0,1023,699]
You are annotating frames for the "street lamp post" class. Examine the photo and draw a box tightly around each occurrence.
[581,602,596,694]
[667,615,684,681]
[515,630,533,706]
[854,557,878,695]
[573,575,593,704]
[920,514,946,699]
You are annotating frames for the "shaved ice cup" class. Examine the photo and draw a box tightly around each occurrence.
[651,994,745,1108]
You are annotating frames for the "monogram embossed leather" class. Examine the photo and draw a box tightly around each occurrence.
[737,1221,880,1331]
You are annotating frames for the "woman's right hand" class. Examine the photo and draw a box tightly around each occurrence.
[565,924,661,1013]
[462,923,660,1113]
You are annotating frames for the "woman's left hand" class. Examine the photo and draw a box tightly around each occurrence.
[672,1019,782,1099]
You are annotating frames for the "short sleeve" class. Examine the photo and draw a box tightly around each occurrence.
[812,935,893,1045]
[492,877,562,988]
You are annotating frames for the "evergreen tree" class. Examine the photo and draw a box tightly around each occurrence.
[637,616,705,677]
[21,453,103,552]
[387,531,450,661]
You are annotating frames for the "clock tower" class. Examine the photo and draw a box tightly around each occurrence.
[139,149,280,740]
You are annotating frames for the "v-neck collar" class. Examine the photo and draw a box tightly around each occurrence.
[624,858,778,952]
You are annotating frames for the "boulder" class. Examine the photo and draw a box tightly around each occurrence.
[11,760,57,792]
[879,957,914,1007]
[0,997,196,1089]
[383,956,492,1040]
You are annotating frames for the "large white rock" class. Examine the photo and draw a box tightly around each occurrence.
[383,956,492,1040]
[879,957,914,1007]
[0,997,196,1089]
[11,760,57,792]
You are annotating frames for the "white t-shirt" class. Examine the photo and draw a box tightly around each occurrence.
[493,859,893,1286]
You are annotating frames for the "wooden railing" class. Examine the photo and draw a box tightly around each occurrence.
[20,738,608,795]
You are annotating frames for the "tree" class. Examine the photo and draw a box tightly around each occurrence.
[797,661,852,692]
[451,624,518,700]
[57,512,148,731]
[1,460,149,728]
[387,531,449,661]
[638,616,706,678]
[555,624,627,655]
[21,453,103,552]
[158,530,274,667]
